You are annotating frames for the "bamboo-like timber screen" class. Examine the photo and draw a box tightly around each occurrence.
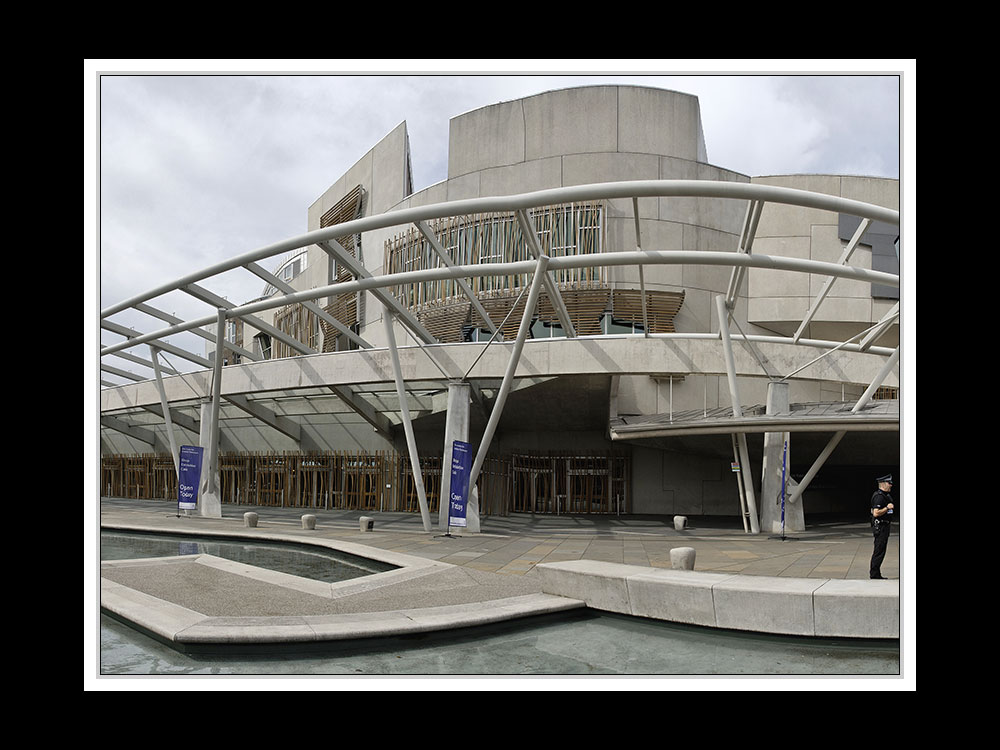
[101,451,629,515]
[384,202,684,341]
[384,202,606,313]
[272,303,319,359]
[265,186,367,359]
[321,185,365,353]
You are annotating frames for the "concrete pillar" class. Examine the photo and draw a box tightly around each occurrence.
[198,401,222,518]
[760,381,803,533]
[438,381,479,532]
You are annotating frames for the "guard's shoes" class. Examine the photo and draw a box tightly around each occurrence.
[870,575,886,579]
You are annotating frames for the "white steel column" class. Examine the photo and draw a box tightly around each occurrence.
[859,303,899,351]
[515,211,576,336]
[854,347,901,409]
[786,347,900,505]
[725,199,764,308]
[149,345,179,475]
[383,306,433,532]
[732,435,750,533]
[793,218,872,343]
[467,256,550,512]
[716,295,760,533]
[633,197,649,334]
[416,220,500,339]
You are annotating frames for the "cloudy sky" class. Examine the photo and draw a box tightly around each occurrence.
[89,61,912,379]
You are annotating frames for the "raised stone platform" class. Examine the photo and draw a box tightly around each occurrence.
[101,553,582,646]
[535,559,898,639]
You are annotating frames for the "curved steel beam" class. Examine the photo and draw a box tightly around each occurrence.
[100,250,898,357]
[101,179,899,319]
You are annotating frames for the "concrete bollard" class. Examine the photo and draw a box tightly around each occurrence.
[360,516,374,532]
[670,546,696,570]
[244,512,258,528]
[673,515,688,531]
[301,514,316,530]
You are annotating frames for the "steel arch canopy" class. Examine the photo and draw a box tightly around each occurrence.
[100,179,899,320]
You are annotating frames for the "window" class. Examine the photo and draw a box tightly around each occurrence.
[531,319,566,339]
[254,333,272,360]
[601,314,644,335]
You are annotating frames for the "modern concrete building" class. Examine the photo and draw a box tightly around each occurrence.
[100,85,900,533]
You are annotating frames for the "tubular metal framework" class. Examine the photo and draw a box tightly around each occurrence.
[101,179,899,345]
[100,179,902,525]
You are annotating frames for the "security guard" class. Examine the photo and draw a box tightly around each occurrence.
[869,473,895,579]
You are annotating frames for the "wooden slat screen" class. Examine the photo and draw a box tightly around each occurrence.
[610,289,685,333]
[320,185,365,352]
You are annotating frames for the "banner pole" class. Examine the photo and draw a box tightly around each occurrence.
[781,440,787,540]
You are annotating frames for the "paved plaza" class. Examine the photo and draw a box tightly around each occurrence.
[100,498,898,582]
[99,498,900,624]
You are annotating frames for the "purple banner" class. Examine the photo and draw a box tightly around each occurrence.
[448,440,472,528]
[178,445,204,510]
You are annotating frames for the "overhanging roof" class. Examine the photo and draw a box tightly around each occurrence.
[610,399,899,439]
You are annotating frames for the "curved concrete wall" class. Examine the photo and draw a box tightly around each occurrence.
[747,174,900,343]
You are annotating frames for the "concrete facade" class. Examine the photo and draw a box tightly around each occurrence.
[101,85,900,525]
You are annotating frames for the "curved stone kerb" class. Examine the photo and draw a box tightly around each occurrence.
[534,559,899,639]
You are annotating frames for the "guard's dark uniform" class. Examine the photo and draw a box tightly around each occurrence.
[869,474,894,579]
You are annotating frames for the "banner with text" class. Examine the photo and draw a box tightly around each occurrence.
[448,440,472,528]
[178,445,204,510]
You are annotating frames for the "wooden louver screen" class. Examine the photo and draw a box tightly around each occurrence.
[320,185,365,351]
[610,289,685,334]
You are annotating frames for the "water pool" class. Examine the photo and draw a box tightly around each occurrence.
[101,530,396,583]
[98,609,900,677]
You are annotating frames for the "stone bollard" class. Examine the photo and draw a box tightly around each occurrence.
[244,512,258,528]
[673,515,688,531]
[360,516,374,532]
[301,514,316,530]
[670,546,696,570]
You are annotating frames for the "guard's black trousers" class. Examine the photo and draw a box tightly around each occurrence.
[870,522,891,579]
